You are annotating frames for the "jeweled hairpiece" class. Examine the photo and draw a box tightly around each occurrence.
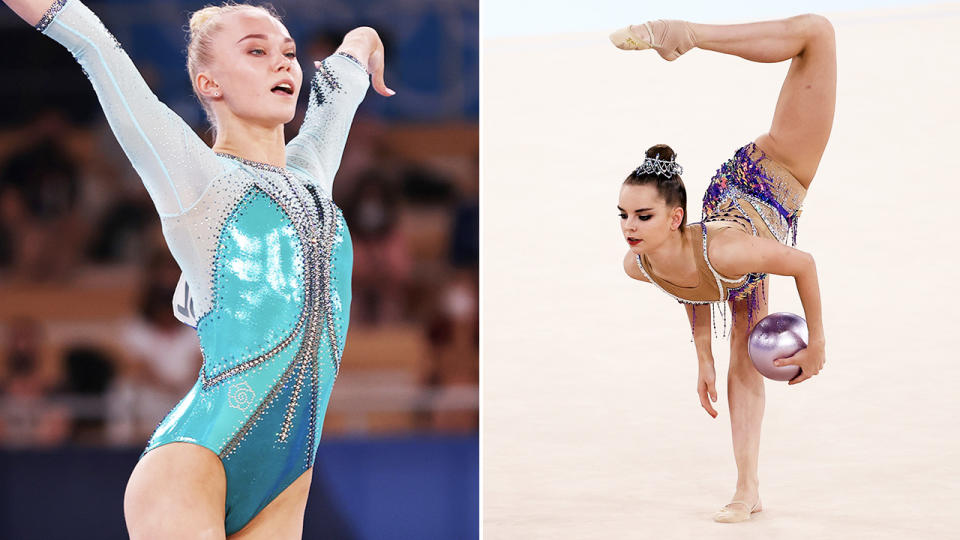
[634,153,683,178]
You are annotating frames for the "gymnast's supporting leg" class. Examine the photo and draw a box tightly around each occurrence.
[124,442,227,539]
[723,279,770,517]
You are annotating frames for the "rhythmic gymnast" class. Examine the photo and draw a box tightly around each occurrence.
[3,0,393,536]
[610,16,835,522]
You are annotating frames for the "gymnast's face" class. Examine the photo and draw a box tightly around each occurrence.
[203,9,303,129]
[618,183,682,255]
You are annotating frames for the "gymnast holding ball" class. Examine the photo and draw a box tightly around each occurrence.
[613,15,834,523]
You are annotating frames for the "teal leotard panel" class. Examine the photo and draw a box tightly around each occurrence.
[148,186,353,534]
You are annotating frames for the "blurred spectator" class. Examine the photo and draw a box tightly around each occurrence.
[0,318,70,447]
[450,152,479,269]
[62,344,116,444]
[87,193,156,264]
[401,165,456,205]
[0,183,29,272]
[422,269,479,432]
[449,199,478,269]
[0,114,89,283]
[105,250,201,444]
[344,169,412,324]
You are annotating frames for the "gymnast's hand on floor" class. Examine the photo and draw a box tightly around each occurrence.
[697,362,719,418]
[775,340,826,385]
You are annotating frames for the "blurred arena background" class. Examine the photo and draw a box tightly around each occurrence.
[0,0,478,538]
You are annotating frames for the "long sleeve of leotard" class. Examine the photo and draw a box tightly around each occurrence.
[286,51,370,198]
[35,0,222,217]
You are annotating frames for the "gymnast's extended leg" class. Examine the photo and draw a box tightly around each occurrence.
[615,15,837,187]
[690,15,837,187]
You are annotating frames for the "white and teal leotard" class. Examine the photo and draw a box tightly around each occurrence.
[36,0,370,533]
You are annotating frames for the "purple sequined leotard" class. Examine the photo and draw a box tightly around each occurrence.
[635,142,807,335]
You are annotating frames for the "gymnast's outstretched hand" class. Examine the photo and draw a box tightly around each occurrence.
[330,26,395,97]
[774,340,826,385]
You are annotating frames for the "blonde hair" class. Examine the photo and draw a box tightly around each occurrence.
[186,2,283,134]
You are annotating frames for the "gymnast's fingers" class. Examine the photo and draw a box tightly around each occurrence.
[774,347,805,367]
[698,382,717,418]
[788,371,811,385]
[369,48,395,97]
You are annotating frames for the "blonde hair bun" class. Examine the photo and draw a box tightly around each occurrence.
[188,6,222,38]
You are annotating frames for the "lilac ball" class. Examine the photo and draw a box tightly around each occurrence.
[747,312,808,381]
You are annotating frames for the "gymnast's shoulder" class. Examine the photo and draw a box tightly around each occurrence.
[623,250,649,282]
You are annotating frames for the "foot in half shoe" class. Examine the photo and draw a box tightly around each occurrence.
[609,20,697,61]
[712,498,762,523]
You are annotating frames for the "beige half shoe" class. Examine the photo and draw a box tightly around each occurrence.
[712,499,762,523]
[608,21,655,50]
[609,20,698,61]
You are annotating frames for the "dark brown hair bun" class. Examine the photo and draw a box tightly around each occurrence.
[645,144,677,162]
[623,144,688,234]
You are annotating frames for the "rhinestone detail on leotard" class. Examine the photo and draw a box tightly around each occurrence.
[34,0,67,32]
[334,51,368,73]
[209,155,344,459]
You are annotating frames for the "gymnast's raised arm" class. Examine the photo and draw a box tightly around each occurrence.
[3,0,222,217]
[286,27,394,197]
